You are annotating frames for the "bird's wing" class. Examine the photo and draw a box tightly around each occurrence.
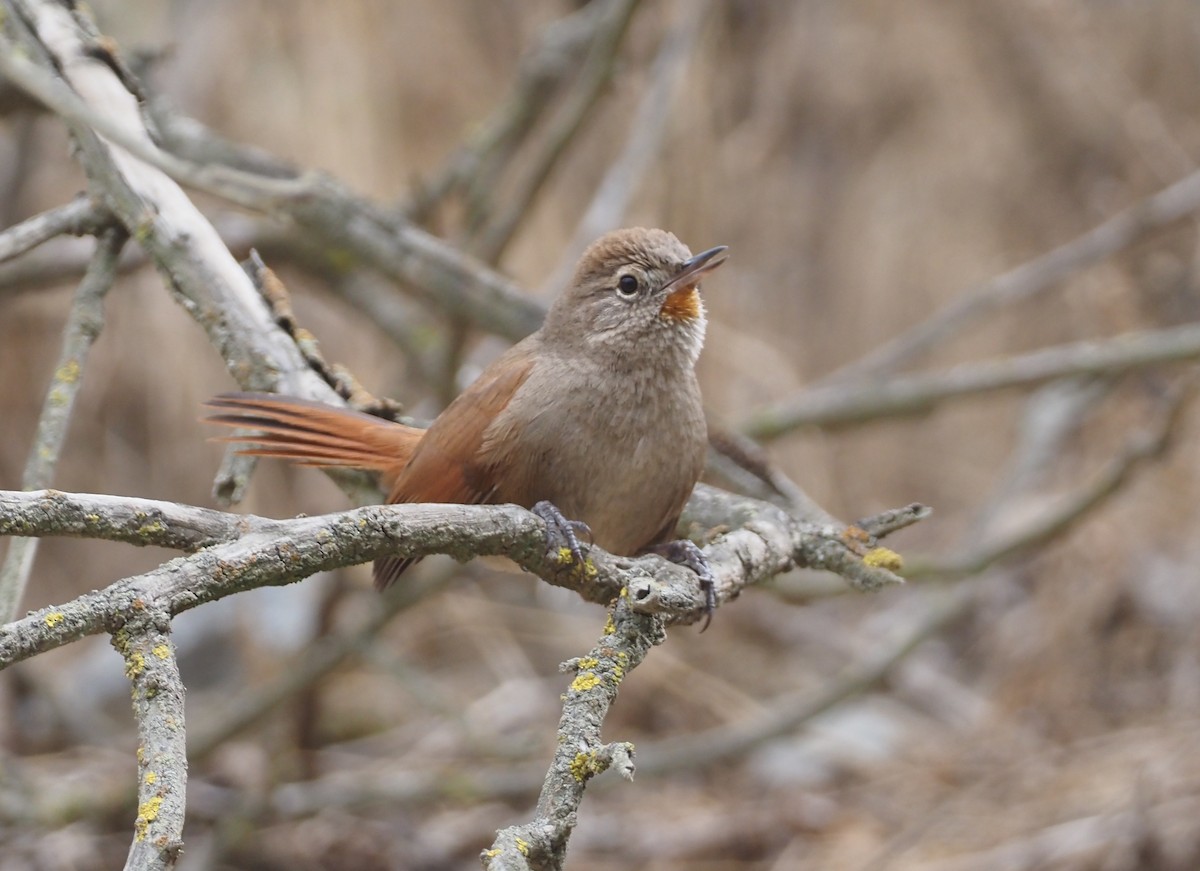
[374,341,537,589]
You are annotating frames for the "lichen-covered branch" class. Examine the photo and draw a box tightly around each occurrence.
[484,596,652,870]
[0,485,911,669]
[116,611,186,871]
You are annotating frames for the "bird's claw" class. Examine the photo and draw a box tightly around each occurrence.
[532,500,592,567]
[648,539,716,631]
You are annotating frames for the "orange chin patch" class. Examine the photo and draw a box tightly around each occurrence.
[660,285,702,321]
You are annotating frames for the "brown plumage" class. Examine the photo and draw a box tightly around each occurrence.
[205,228,728,593]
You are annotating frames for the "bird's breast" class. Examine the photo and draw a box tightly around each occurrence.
[487,357,706,555]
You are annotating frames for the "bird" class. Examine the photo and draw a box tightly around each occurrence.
[205,227,728,624]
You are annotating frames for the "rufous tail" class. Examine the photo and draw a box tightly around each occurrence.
[203,393,421,490]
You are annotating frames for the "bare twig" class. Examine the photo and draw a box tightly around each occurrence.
[819,165,1200,384]
[908,380,1189,580]
[470,0,642,265]
[0,227,124,621]
[409,0,621,222]
[636,585,972,776]
[707,424,838,523]
[189,568,452,761]
[1,0,353,399]
[542,0,713,293]
[0,194,109,262]
[744,321,1200,437]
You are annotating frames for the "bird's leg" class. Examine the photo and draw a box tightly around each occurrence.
[532,500,592,567]
[646,539,716,631]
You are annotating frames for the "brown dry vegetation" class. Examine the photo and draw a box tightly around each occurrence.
[4,1,1200,869]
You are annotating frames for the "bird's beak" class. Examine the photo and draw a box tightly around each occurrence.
[663,245,729,294]
[659,245,728,321]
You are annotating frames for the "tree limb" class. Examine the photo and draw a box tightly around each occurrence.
[117,611,186,871]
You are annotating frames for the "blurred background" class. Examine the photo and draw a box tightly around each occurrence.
[3,0,1200,868]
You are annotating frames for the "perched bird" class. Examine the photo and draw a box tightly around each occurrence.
[206,228,727,622]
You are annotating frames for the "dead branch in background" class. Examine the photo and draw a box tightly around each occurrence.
[743,321,1200,436]
[818,164,1200,386]
[0,226,124,621]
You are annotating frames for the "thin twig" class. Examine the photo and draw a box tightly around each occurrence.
[409,0,618,222]
[636,585,972,776]
[818,166,1200,385]
[743,321,1200,437]
[470,0,642,265]
[2,0,351,400]
[0,227,124,621]
[907,380,1189,580]
[542,0,713,293]
[2,0,547,343]
[189,568,452,761]
[0,194,109,262]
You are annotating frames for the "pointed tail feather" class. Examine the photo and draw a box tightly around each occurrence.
[203,392,422,489]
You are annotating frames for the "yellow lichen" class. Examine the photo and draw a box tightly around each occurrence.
[44,612,65,628]
[152,644,171,660]
[134,795,163,841]
[863,547,903,572]
[55,360,80,384]
[575,657,598,670]
[144,771,157,785]
[125,650,146,680]
[570,752,592,782]
[556,546,574,565]
[515,837,530,856]
[482,849,501,859]
[603,614,616,635]
[569,672,601,693]
[570,750,609,782]
[137,521,166,537]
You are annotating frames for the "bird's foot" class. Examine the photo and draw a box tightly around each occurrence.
[647,539,716,631]
[532,500,592,568]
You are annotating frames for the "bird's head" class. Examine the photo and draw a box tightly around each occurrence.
[544,227,728,368]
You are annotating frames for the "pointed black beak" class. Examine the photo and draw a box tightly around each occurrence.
[663,245,729,292]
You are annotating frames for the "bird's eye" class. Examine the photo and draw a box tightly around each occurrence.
[616,274,639,298]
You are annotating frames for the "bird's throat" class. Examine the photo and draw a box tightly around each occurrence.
[660,286,702,321]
